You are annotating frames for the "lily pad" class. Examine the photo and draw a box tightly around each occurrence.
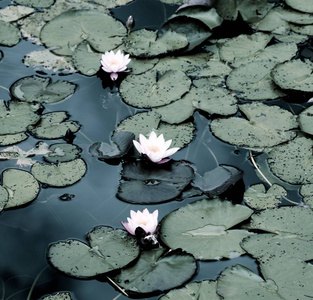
[40,10,126,56]
[2,169,40,209]
[271,59,313,92]
[290,23,313,36]
[0,186,8,212]
[159,280,221,300]
[0,100,40,135]
[47,226,139,278]
[10,75,76,104]
[217,264,282,299]
[117,160,194,204]
[119,69,191,108]
[0,5,34,22]
[14,0,54,8]
[113,247,197,295]
[31,158,87,187]
[267,135,313,184]
[0,132,28,146]
[285,0,313,13]
[160,198,253,260]
[0,20,21,46]
[44,143,82,163]
[226,60,286,100]
[210,102,297,149]
[244,183,287,210]
[42,292,74,300]
[27,112,81,139]
[300,184,313,208]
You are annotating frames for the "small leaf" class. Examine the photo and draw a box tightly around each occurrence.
[0,20,21,46]
[44,143,82,163]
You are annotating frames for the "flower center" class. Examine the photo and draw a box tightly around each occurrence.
[109,59,119,66]
[137,219,148,226]
[148,145,160,153]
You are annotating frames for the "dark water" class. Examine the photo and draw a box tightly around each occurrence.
[0,0,297,299]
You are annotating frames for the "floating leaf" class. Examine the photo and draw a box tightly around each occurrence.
[226,60,286,100]
[47,226,139,278]
[285,0,313,14]
[0,186,8,212]
[2,169,40,209]
[0,132,28,146]
[31,158,87,187]
[0,5,34,22]
[89,131,135,160]
[267,136,313,184]
[0,20,21,46]
[159,280,221,300]
[44,143,82,163]
[0,101,40,135]
[192,165,243,196]
[300,184,313,208]
[28,112,81,139]
[217,264,282,299]
[290,23,313,36]
[42,292,74,300]
[10,75,76,104]
[160,198,253,260]
[113,247,197,295]
[210,102,297,149]
[119,69,191,108]
[117,160,194,204]
[271,59,313,92]
[14,0,54,8]
[128,57,159,75]
[244,183,287,210]
[40,10,126,56]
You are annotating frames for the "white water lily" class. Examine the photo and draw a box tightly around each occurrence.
[121,208,158,236]
[100,50,131,81]
[133,131,180,164]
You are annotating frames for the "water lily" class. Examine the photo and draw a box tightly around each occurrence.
[133,131,180,164]
[121,208,158,236]
[100,50,131,81]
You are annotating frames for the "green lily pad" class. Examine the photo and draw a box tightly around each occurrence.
[42,292,74,300]
[217,264,282,299]
[44,143,82,163]
[0,20,21,46]
[0,186,9,212]
[290,23,313,36]
[117,160,194,204]
[10,75,76,104]
[210,102,297,149]
[47,226,139,278]
[160,198,254,260]
[271,59,313,92]
[0,132,28,146]
[2,169,40,209]
[128,57,159,75]
[267,135,313,184]
[298,105,313,136]
[119,69,191,108]
[226,60,286,100]
[0,101,40,135]
[300,184,313,208]
[159,281,221,300]
[244,183,287,210]
[27,112,81,139]
[40,10,126,56]
[14,0,54,8]
[285,0,313,13]
[31,158,87,187]
[123,29,188,58]
[0,5,34,22]
[113,247,197,295]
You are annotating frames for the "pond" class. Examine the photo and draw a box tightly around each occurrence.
[0,0,313,299]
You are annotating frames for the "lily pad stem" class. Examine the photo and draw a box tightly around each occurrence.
[106,276,129,297]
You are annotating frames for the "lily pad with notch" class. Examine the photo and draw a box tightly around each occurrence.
[44,143,82,163]
[112,246,197,296]
[47,226,140,278]
[160,198,254,260]
[10,75,76,104]
[117,160,194,204]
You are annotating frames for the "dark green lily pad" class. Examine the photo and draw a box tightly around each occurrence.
[300,184,313,208]
[40,10,126,56]
[285,0,313,13]
[14,0,54,8]
[44,143,82,163]
[0,20,21,46]
[271,59,313,92]
[0,132,28,146]
[113,247,197,295]
[0,100,40,135]
[267,136,313,184]
[160,198,254,260]
[210,102,297,149]
[123,29,188,57]
[117,160,194,204]
[119,69,191,108]
[2,169,40,209]
[159,280,220,300]
[128,57,159,75]
[226,60,286,100]
[0,186,9,212]
[47,226,139,278]
[31,158,87,187]
[244,183,287,210]
[10,75,76,104]
[42,292,74,300]
[217,264,282,299]
[89,131,135,160]
[192,165,243,196]
[27,112,81,139]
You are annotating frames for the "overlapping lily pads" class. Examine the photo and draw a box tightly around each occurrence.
[44,143,82,163]
[160,198,254,260]
[14,0,55,8]
[47,226,139,278]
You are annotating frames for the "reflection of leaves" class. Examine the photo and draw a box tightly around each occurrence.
[113,247,197,295]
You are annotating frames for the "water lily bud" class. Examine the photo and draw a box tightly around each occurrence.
[126,15,134,35]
